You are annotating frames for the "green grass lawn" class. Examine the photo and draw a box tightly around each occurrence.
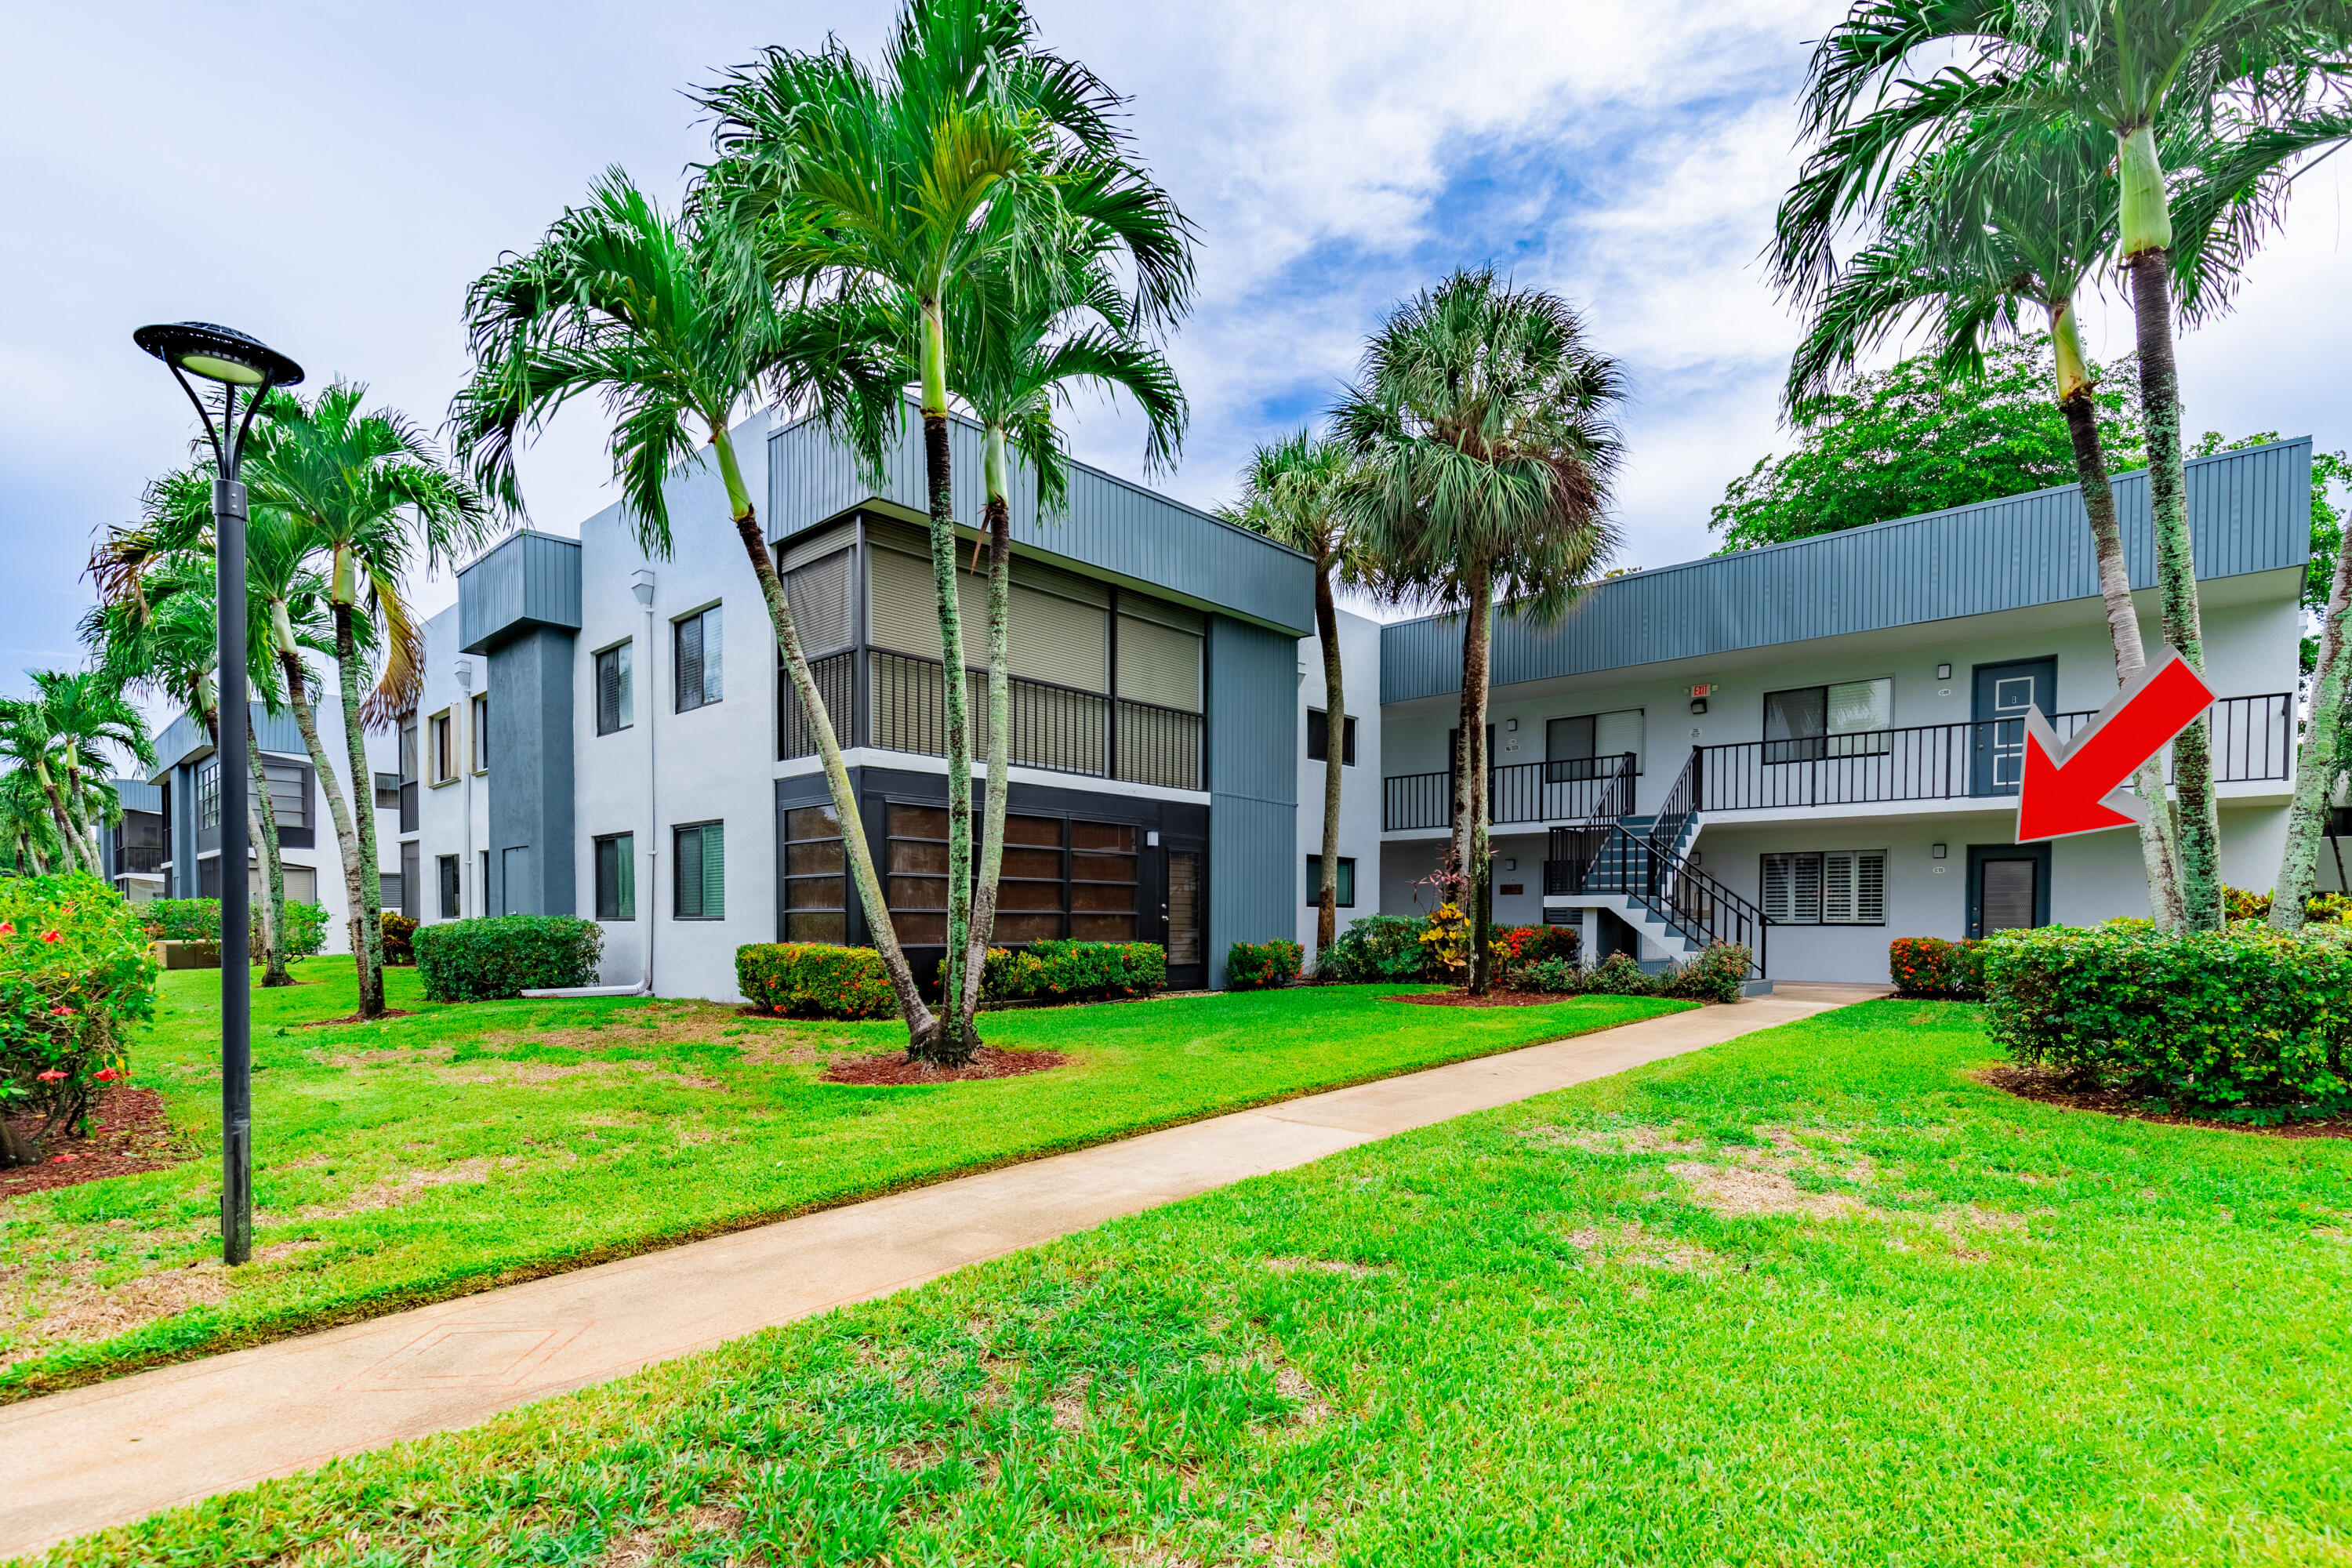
[0,958,1684,1401]
[38,1000,2352,1568]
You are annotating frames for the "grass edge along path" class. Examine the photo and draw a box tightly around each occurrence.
[35,998,2352,1567]
[2,970,1689,1404]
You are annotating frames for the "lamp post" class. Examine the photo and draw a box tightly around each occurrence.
[133,321,303,1266]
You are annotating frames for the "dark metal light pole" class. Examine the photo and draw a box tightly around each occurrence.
[133,321,304,1265]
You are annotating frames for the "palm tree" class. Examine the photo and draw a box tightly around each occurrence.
[0,697,86,874]
[1335,268,1625,993]
[938,247,1188,1020]
[446,171,942,1032]
[234,383,488,1016]
[1780,0,2352,929]
[1223,430,1364,965]
[697,0,1195,1060]
[1,764,61,875]
[0,673,151,877]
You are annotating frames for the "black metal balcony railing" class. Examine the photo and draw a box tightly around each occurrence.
[782,648,1204,793]
[1693,691,2293,813]
[1383,753,1636,832]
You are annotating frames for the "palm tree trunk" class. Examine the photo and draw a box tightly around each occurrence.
[1313,554,1345,964]
[711,426,937,1040]
[32,764,88,877]
[918,296,978,1065]
[332,602,389,1016]
[2052,304,2184,931]
[2272,528,2352,929]
[1460,559,1495,995]
[245,711,292,985]
[2126,250,2223,930]
[956,430,1014,1025]
[61,750,102,873]
[278,645,368,1004]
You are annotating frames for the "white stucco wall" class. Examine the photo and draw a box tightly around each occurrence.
[1295,606,1385,961]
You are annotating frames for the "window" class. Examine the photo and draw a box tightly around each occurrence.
[430,710,455,783]
[399,840,420,920]
[380,872,403,913]
[1762,850,1886,924]
[264,761,310,830]
[596,643,633,735]
[471,694,491,771]
[675,605,724,712]
[1305,855,1357,908]
[673,821,725,918]
[1764,679,1893,762]
[1547,709,1645,779]
[594,833,636,920]
[782,804,848,942]
[197,760,220,830]
[437,854,460,920]
[880,804,1134,947]
[374,771,402,808]
[1306,710,1357,766]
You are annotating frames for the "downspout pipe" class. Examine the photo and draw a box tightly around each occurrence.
[524,570,659,1000]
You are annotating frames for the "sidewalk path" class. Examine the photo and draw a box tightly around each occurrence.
[0,986,1878,1558]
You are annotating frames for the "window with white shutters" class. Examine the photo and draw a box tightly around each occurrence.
[1763,850,1886,924]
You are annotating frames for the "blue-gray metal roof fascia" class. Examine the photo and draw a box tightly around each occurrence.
[765,409,1317,637]
[148,702,312,781]
[459,530,584,655]
[111,777,162,812]
[1378,437,2314,704]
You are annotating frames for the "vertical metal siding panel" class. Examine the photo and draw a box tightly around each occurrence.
[1206,614,1298,988]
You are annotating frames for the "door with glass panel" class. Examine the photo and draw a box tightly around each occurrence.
[1162,844,1206,990]
[1970,659,2056,797]
[1967,842,2049,936]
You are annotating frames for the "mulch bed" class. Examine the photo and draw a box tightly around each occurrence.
[2,1088,194,1197]
[1381,989,1582,1008]
[822,1046,1072,1085]
[296,1008,421,1028]
[1980,1065,2352,1140]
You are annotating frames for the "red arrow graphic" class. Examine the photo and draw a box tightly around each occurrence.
[2016,648,2214,842]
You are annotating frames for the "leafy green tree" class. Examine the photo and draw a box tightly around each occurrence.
[1780,0,2352,928]
[1336,268,1625,994]
[699,0,1194,1060]
[1222,430,1364,962]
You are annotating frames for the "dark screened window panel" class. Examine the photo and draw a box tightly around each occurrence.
[597,643,634,735]
[1305,710,1358,766]
[673,822,725,918]
[675,607,724,712]
[596,833,636,920]
[437,855,460,920]
[1305,854,1356,908]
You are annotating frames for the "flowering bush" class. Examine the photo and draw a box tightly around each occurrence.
[982,940,1166,1004]
[412,916,603,1001]
[1419,902,1471,979]
[1983,922,2352,1114]
[1665,942,1754,1004]
[1317,914,1429,982]
[1225,939,1304,991]
[736,943,898,1019]
[1887,936,1986,1000]
[1,874,158,1144]
[1492,923,1581,983]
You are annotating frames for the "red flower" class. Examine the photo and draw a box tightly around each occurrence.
[0,921,13,935]
[40,930,61,943]
[94,1066,121,1082]
[49,1153,74,1163]
[49,1005,71,1016]
[35,1069,67,1081]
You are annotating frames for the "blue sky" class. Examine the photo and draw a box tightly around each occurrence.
[5,0,2350,704]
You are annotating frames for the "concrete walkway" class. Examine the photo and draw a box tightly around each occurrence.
[0,987,1877,1558]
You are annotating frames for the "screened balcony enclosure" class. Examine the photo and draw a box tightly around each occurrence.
[774,515,1207,792]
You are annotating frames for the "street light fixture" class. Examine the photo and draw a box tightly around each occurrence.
[133,321,303,1266]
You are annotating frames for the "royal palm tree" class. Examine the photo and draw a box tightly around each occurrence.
[698,0,1195,1060]
[239,383,491,1017]
[938,246,1187,1019]
[1223,430,1364,964]
[446,171,941,1030]
[1336,269,1625,993]
[1780,0,2352,929]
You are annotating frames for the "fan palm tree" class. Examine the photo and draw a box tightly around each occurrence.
[1222,430,1365,964]
[697,0,1195,1060]
[1779,0,2352,929]
[936,246,1187,1019]
[447,170,938,1032]
[239,383,491,1017]
[1335,268,1625,993]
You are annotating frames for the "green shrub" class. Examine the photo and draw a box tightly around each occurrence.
[1515,955,1587,994]
[1983,922,2352,1114]
[1,875,158,1142]
[982,939,1165,1004]
[1318,914,1429,982]
[140,896,329,958]
[1664,942,1752,1004]
[380,913,418,967]
[412,916,604,1002]
[1226,939,1303,991]
[1587,952,1655,995]
[1887,936,1986,1000]
[737,943,898,1019]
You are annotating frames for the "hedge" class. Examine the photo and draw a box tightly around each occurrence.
[142,897,328,958]
[412,916,604,1002]
[2,874,158,1146]
[1983,922,2352,1113]
[1514,942,1752,1004]
[1887,936,1986,1000]
[1226,939,1303,991]
[982,940,1166,1004]
[737,943,898,1020]
[1318,914,1430,982]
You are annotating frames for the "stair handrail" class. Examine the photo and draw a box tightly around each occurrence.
[1652,747,1700,855]
[1625,833,1769,980]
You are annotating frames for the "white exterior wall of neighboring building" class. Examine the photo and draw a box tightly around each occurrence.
[236,695,399,956]
[1294,606,1385,962]
[412,605,492,928]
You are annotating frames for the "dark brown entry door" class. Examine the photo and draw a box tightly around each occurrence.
[1164,847,1205,990]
